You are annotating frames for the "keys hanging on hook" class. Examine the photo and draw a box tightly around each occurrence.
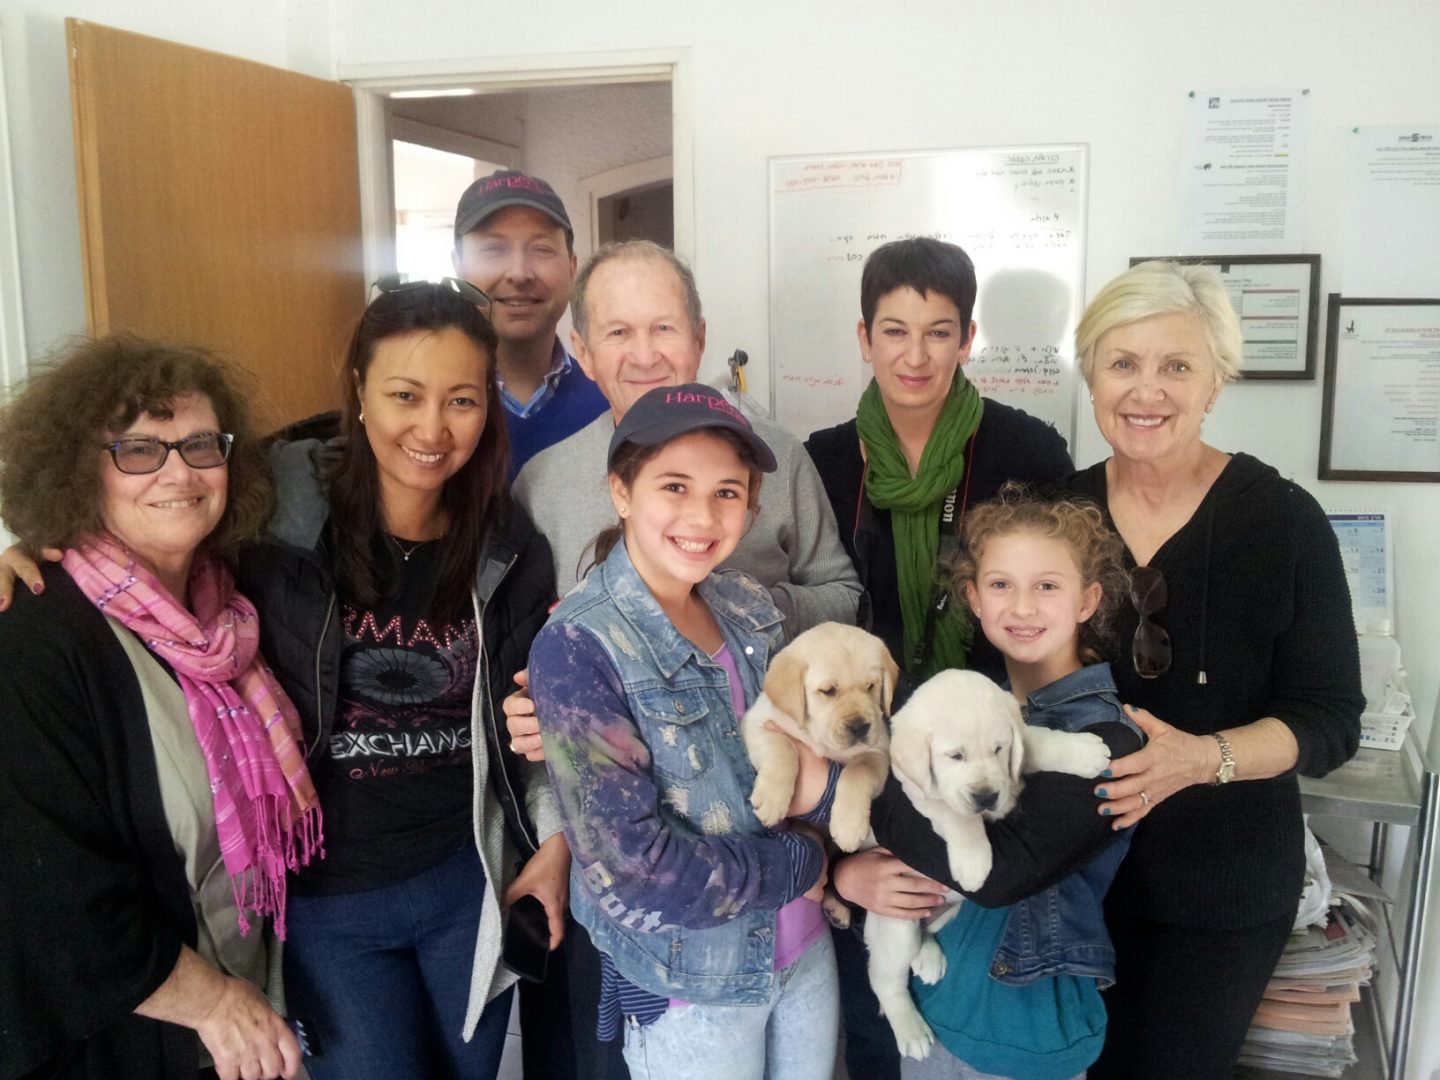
[727,348,749,395]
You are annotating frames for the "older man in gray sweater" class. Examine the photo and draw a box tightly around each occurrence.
[510,240,860,634]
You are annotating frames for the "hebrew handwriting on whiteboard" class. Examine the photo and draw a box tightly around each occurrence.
[969,345,1066,399]
[776,158,906,192]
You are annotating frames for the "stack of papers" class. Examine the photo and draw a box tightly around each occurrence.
[1237,901,1376,1077]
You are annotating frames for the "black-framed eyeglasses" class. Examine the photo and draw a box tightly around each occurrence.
[1130,565,1172,679]
[103,432,234,475]
[371,274,491,311]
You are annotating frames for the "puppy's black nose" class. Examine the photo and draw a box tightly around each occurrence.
[973,789,999,812]
[846,718,871,743]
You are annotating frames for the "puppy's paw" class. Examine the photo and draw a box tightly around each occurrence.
[948,844,993,893]
[749,774,793,827]
[1065,731,1112,779]
[911,936,947,984]
[822,891,853,930]
[885,1003,936,1061]
[828,799,872,853]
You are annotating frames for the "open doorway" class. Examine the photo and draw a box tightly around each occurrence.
[384,81,673,306]
[586,155,674,249]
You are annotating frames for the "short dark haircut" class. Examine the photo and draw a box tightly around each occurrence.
[327,282,507,623]
[860,237,978,340]
[0,334,273,558]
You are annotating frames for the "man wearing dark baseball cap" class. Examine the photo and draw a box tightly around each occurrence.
[452,169,608,477]
[453,175,605,1080]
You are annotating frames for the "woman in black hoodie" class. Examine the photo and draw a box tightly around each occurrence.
[1063,260,1362,1079]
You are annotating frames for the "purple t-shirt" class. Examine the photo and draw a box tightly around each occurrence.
[711,644,827,970]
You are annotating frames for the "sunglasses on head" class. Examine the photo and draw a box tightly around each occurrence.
[1129,565,1172,679]
[370,274,491,311]
[103,432,234,475]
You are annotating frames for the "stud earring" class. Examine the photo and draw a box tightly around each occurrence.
[618,505,629,517]
[1089,394,1095,404]
[358,410,366,425]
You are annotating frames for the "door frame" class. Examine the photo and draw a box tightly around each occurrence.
[582,154,673,250]
[0,27,22,547]
[342,48,694,289]
[0,24,27,394]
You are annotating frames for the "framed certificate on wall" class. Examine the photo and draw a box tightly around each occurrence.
[1320,295,1440,482]
[1129,254,1320,379]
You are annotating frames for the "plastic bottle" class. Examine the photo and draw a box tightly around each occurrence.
[1356,619,1403,714]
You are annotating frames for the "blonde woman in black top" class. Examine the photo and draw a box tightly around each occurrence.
[1064,260,1362,1079]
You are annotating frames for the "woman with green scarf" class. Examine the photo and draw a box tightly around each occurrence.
[803,237,1073,1080]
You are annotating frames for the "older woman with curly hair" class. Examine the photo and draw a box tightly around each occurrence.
[1063,261,1362,1078]
[0,336,318,1080]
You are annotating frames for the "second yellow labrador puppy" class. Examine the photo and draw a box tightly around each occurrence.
[743,622,898,852]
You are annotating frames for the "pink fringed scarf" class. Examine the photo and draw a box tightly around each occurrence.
[63,536,323,937]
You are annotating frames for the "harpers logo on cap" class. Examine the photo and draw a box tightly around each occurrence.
[663,390,746,424]
[482,174,551,196]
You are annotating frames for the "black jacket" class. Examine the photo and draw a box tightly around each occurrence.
[1,569,200,1080]
[804,398,1074,690]
[236,439,557,856]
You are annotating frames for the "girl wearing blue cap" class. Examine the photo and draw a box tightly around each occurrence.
[528,384,838,1080]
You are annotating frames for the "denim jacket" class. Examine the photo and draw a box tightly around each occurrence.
[990,662,1140,988]
[528,542,818,1005]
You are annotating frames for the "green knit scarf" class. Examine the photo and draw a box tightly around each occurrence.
[856,375,983,678]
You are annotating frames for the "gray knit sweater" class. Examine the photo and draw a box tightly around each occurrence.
[512,411,861,636]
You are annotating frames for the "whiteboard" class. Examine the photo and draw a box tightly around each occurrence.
[767,145,1088,446]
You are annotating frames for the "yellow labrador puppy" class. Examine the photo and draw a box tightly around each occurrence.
[867,669,1111,1059]
[743,622,898,853]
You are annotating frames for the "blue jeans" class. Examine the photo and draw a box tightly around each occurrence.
[282,843,512,1080]
[621,930,838,1080]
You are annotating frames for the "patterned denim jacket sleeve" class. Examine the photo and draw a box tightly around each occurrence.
[529,621,811,929]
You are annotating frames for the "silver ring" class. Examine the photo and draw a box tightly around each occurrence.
[1139,790,1151,807]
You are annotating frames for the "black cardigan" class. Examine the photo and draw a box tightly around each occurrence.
[804,398,1074,688]
[1064,453,1363,927]
[0,568,200,1080]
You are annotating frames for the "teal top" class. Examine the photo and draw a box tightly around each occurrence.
[911,903,1106,1080]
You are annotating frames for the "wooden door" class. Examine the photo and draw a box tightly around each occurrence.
[68,20,365,427]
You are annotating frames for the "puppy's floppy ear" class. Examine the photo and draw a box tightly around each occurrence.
[763,645,808,725]
[1005,697,1026,787]
[889,716,935,797]
[879,649,900,719]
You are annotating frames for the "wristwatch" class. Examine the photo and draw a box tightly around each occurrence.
[1211,732,1236,784]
